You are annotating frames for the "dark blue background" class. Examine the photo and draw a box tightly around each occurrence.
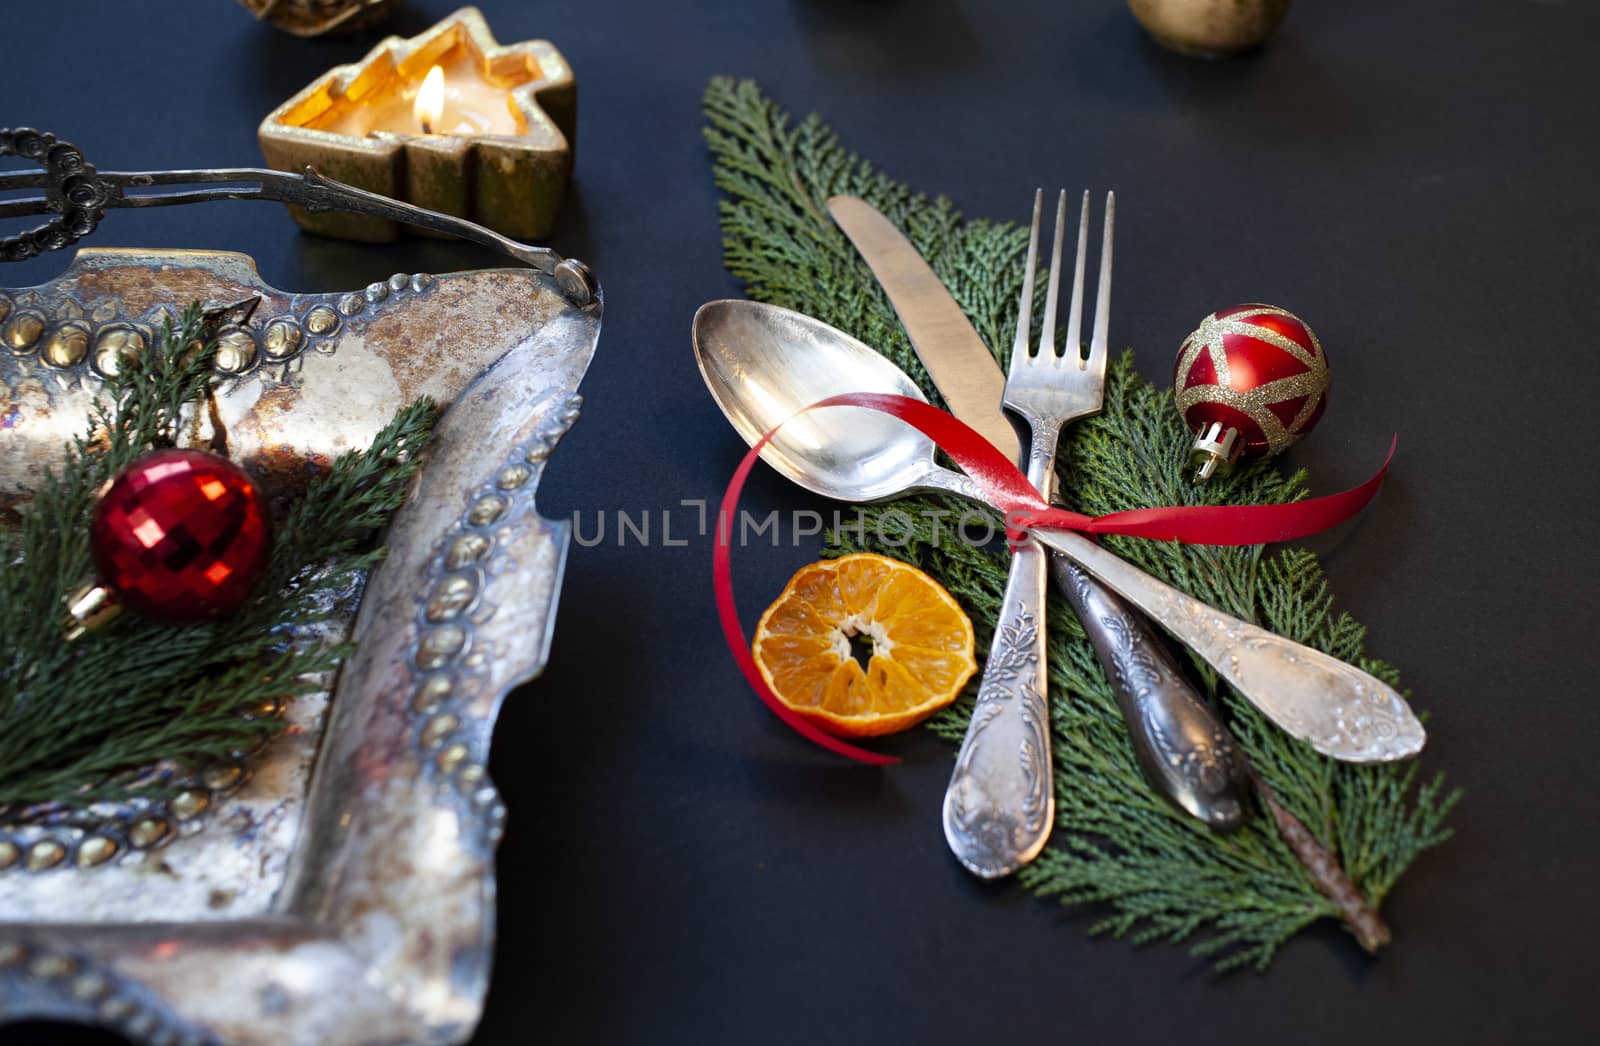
[5,0,1597,1042]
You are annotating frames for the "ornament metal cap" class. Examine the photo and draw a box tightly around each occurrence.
[63,583,122,641]
[1189,421,1243,482]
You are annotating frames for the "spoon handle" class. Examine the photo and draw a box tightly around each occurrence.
[1032,527,1425,763]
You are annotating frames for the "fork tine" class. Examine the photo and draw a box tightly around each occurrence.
[1010,189,1043,368]
[1038,190,1069,359]
[1061,190,1090,366]
[1088,190,1115,371]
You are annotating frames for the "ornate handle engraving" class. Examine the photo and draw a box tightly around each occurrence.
[1033,528,1425,763]
[0,130,105,261]
[1051,557,1247,829]
[943,418,1060,879]
[942,544,1054,879]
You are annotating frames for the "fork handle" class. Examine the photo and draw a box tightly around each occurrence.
[941,532,1054,879]
[941,423,1058,879]
[1048,555,1248,830]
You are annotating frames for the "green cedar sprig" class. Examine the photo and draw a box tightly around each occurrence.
[703,76,1458,971]
[0,304,436,810]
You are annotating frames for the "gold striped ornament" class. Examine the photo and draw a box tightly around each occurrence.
[1173,303,1330,481]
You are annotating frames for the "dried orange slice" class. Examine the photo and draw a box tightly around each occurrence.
[751,553,978,738]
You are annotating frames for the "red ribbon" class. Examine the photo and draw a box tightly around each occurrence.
[714,392,1394,765]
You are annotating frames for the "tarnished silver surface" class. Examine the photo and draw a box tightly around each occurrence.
[832,191,1247,835]
[0,247,602,1043]
[0,128,594,308]
[691,299,1425,764]
[1053,558,1246,826]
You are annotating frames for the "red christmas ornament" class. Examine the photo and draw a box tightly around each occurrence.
[85,449,271,625]
[1172,303,1330,480]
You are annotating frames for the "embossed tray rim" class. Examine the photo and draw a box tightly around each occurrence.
[0,247,602,1045]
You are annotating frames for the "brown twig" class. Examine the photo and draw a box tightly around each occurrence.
[1253,774,1391,953]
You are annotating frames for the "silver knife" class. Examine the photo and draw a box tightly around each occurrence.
[829,194,1250,832]
[827,201,1021,463]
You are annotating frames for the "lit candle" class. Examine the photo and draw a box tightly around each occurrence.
[303,49,526,140]
[415,66,445,134]
[258,7,575,241]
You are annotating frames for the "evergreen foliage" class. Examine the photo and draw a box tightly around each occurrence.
[704,76,1458,970]
[0,304,435,810]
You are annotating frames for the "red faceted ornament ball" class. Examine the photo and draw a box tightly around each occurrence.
[90,449,272,622]
[1172,303,1330,480]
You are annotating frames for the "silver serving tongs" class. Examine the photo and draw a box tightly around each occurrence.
[0,126,596,307]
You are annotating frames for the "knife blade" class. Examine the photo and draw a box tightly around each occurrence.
[826,196,1021,465]
[829,194,1249,831]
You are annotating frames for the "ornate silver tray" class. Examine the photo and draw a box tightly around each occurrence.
[0,247,602,1044]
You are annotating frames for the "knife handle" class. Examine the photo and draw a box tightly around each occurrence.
[1048,554,1248,831]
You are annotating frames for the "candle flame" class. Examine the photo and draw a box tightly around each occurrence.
[415,65,445,133]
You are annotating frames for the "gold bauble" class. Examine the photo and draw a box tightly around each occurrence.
[235,0,395,37]
[1127,0,1291,59]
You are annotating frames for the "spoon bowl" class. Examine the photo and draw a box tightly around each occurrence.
[693,299,946,502]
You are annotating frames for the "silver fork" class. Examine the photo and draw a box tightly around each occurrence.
[943,189,1110,879]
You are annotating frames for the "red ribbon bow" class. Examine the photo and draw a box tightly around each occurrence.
[714,392,1394,764]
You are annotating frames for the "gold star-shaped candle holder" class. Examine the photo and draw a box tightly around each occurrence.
[258,6,574,242]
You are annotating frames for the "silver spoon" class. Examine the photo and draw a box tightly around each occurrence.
[693,299,1424,764]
